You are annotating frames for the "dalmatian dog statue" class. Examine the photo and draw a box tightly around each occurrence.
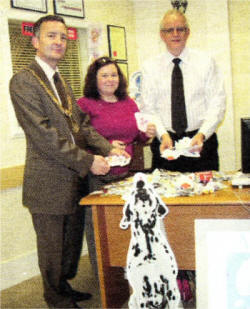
[120,172,180,309]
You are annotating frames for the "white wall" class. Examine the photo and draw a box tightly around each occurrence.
[229,0,250,170]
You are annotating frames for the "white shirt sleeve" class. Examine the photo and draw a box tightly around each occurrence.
[140,58,168,140]
[197,57,226,139]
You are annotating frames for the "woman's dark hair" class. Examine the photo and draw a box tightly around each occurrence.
[33,15,66,38]
[83,56,128,100]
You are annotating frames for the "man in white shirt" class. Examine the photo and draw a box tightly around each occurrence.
[141,9,226,172]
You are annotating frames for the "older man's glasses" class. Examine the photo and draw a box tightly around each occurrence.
[161,27,187,34]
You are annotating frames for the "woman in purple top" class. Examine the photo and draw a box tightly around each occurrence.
[77,56,156,188]
[77,57,155,278]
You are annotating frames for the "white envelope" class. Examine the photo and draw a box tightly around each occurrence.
[105,156,131,167]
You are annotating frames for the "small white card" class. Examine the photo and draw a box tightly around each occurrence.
[105,155,131,167]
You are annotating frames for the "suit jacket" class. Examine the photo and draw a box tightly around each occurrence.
[9,60,112,215]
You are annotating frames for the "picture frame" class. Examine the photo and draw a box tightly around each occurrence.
[117,61,129,81]
[11,0,48,13]
[53,0,85,19]
[107,25,127,61]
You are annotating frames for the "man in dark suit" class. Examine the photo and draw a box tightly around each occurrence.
[9,15,128,308]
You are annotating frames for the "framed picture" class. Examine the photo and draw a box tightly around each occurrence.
[107,25,127,61]
[117,61,129,81]
[11,0,47,13]
[53,0,85,19]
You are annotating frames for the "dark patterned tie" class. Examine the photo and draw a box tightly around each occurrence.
[171,58,187,136]
[53,72,68,109]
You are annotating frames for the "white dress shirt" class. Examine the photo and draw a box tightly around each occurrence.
[140,47,226,140]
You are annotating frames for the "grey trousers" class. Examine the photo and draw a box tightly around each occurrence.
[32,206,85,307]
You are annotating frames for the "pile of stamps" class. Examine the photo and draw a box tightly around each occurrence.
[91,169,231,200]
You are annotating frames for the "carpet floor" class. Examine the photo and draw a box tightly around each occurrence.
[1,255,103,309]
[1,255,195,309]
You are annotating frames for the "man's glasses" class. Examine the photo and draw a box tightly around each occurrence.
[161,27,187,35]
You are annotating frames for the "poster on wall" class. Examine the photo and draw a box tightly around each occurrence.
[11,0,47,13]
[87,23,103,63]
[53,0,85,18]
[107,25,127,61]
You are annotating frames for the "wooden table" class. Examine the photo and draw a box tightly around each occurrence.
[80,184,250,308]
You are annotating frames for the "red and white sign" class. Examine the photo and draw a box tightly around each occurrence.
[67,27,77,40]
[22,22,34,36]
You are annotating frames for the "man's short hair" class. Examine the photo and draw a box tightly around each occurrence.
[33,15,66,37]
[160,9,189,30]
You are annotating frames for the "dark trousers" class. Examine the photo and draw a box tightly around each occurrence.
[32,206,85,307]
[151,131,219,172]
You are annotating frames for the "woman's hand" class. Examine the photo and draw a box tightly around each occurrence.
[145,123,156,139]
[109,147,130,158]
[112,140,126,150]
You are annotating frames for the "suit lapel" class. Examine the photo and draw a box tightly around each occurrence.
[29,60,55,94]
[28,60,80,134]
[27,61,65,115]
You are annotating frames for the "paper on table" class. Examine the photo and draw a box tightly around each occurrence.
[96,169,227,199]
[161,137,200,160]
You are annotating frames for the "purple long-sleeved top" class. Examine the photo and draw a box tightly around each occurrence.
[77,96,148,175]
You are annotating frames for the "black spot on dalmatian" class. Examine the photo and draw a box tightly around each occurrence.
[137,180,144,189]
[163,245,169,254]
[156,198,166,216]
[125,204,133,223]
[135,180,153,206]
[142,276,152,297]
[132,243,141,257]
[167,289,172,299]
